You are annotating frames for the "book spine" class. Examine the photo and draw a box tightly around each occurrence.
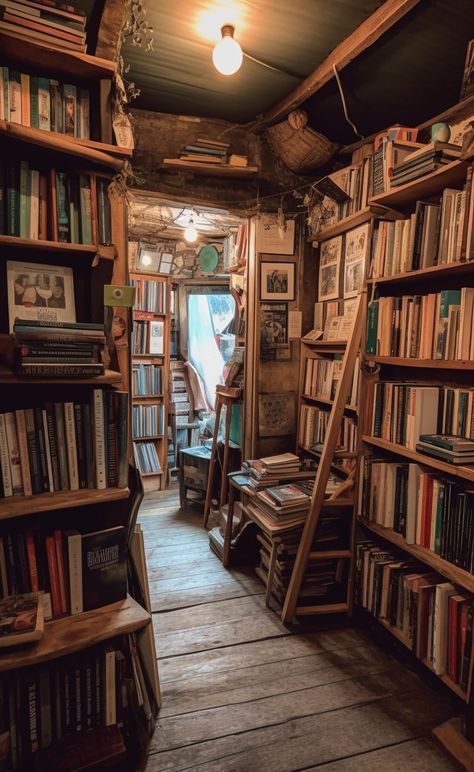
[63,402,79,491]
[45,534,62,618]
[93,389,106,489]
[24,530,40,593]
[37,77,51,131]
[67,532,83,614]
[8,68,21,124]
[54,529,68,614]
[4,411,23,495]
[0,414,13,497]
[45,404,61,493]
[33,407,49,492]
[104,646,116,726]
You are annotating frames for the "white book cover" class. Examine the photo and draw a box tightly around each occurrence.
[8,74,21,124]
[433,582,457,675]
[4,411,23,495]
[93,389,106,489]
[0,415,13,497]
[41,409,55,493]
[405,464,421,544]
[14,410,31,496]
[38,80,51,132]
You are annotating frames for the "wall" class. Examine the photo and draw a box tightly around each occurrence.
[129,237,228,279]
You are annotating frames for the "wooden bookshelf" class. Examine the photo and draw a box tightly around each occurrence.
[132,435,165,441]
[364,356,474,370]
[362,435,474,482]
[301,394,358,413]
[300,339,348,351]
[0,235,115,260]
[368,160,468,208]
[0,596,149,672]
[0,486,129,520]
[307,205,402,243]
[0,367,122,385]
[369,259,474,287]
[161,158,258,177]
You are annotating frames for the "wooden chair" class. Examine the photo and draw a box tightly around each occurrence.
[203,385,241,528]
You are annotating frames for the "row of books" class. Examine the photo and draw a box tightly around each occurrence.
[367,289,474,361]
[12,320,105,378]
[132,364,163,396]
[131,279,167,315]
[0,66,90,137]
[132,404,165,439]
[366,382,474,450]
[0,640,138,771]
[0,524,126,618]
[133,441,161,475]
[302,354,360,405]
[314,162,371,230]
[370,137,421,196]
[0,0,87,53]
[298,405,357,454]
[1,160,111,245]
[0,390,128,498]
[356,540,474,687]
[359,456,474,570]
[132,321,164,356]
[370,176,474,278]
[390,142,461,187]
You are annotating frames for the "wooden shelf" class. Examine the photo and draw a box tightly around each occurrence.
[133,311,167,320]
[0,595,149,672]
[433,718,474,771]
[0,234,115,260]
[301,394,358,413]
[132,354,164,360]
[0,120,124,171]
[307,205,402,243]
[138,470,163,477]
[161,159,258,178]
[133,394,164,401]
[298,444,357,461]
[0,486,129,521]
[368,160,468,208]
[0,29,117,82]
[362,435,474,482]
[369,259,474,287]
[0,367,122,386]
[133,435,165,441]
[301,339,348,351]
[364,356,474,370]
[358,518,474,594]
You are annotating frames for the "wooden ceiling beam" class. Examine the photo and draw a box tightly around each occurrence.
[253,0,421,129]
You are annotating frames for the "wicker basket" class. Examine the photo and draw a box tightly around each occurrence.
[266,118,339,174]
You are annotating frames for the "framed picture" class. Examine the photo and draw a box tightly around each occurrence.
[148,320,164,355]
[258,392,295,437]
[256,214,295,255]
[7,260,75,331]
[260,303,288,350]
[260,262,295,301]
[318,236,342,301]
[343,223,370,298]
[137,241,175,275]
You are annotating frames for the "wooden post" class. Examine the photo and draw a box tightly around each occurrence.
[281,293,365,623]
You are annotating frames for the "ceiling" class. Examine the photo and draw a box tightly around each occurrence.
[118,0,474,143]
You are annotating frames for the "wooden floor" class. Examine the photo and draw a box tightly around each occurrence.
[139,487,458,772]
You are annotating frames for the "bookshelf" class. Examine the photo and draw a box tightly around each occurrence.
[130,271,171,492]
[358,141,474,761]
[161,158,258,177]
[0,17,158,770]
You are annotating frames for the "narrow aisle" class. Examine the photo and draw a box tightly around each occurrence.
[139,488,456,772]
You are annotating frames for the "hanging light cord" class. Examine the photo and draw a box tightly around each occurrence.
[242,51,304,80]
[332,63,364,140]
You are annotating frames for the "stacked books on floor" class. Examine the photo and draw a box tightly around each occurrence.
[1,161,111,244]
[132,364,163,396]
[134,441,161,475]
[240,452,315,491]
[298,406,357,454]
[367,288,474,360]
[0,638,149,771]
[131,279,167,314]
[0,525,127,619]
[0,390,128,498]
[0,66,90,136]
[13,320,105,378]
[366,382,474,450]
[132,404,165,439]
[390,142,462,187]
[0,0,87,52]
[359,454,474,568]
[356,540,474,690]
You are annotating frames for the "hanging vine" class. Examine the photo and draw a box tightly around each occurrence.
[118,0,154,104]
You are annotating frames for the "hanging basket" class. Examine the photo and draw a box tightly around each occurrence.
[266,112,339,175]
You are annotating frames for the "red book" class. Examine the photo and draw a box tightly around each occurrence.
[448,595,466,683]
[421,474,434,548]
[459,601,470,680]
[54,529,68,614]
[48,168,58,241]
[0,12,84,45]
[25,530,39,592]
[45,534,62,618]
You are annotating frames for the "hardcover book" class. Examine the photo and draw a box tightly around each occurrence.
[0,592,44,647]
[81,526,127,612]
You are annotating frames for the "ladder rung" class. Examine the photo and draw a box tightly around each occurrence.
[295,602,349,615]
[308,550,352,559]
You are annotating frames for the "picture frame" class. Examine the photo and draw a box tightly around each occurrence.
[343,223,370,299]
[260,262,295,301]
[7,260,75,331]
[258,392,295,437]
[256,214,295,255]
[260,303,288,352]
[318,236,342,302]
[137,240,175,275]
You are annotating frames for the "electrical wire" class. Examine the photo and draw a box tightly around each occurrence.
[332,63,364,140]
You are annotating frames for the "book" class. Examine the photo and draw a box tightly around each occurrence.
[81,526,127,612]
[0,592,44,647]
[419,434,474,452]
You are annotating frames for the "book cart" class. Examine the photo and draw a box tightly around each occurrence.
[0,21,159,771]
[354,118,474,766]
[130,271,171,492]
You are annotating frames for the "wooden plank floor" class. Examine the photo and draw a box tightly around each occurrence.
[139,487,458,771]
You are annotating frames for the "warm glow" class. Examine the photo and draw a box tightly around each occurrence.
[184,218,198,243]
[196,2,245,43]
[141,254,152,266]
[212,26,243,75]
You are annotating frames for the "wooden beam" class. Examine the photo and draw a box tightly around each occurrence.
[254,0,421,129]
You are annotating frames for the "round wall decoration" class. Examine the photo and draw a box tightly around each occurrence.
[198,245,219,272]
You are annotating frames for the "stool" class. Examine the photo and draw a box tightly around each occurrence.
[203,385,241,528]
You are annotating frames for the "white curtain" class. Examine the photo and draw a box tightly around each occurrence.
[187,295,225,409]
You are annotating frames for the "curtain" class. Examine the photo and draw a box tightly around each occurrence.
[187,295,225,409]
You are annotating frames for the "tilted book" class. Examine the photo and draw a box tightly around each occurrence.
[0,591,44,647]
[81,526,127,612]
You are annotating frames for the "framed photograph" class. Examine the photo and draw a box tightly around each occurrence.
[260,262,295,301]
[259,392,295,437]
[7,260,75,331]
[343,223,370,298]
[260,303,288,350]
[318,236,342,301]
[256,214,295,255]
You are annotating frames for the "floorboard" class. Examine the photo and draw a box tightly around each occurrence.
[139,487,458,771]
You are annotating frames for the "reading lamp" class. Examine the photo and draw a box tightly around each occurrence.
[212,25,243,75]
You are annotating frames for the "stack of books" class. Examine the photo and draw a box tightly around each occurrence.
[390,142,462,187]
[13,320,105,378]
[134,441,161,474]
[0,67,90,136]
[416,434,474,466]
[241,452,310,489]
[370,138,423,196]
[179,137,230,165]
[224,346,244,387]
[0,0,87,52]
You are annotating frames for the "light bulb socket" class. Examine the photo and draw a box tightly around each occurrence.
[221,24,235,39]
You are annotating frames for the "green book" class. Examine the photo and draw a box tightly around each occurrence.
[30,76,39,129]
[56,171,70,243]
[6,160,20,236]
[366,300,379,355]
[435,289,461,359]
[68,174,80,243]
[19,160,30,238]
[63,84,77,137]
[37,78,51,131]
[79,174,92,244]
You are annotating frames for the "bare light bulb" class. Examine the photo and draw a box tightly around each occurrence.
[212,25,243,76]
[184,216,198,243]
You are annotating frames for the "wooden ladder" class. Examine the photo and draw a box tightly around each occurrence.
[281,292,365,623]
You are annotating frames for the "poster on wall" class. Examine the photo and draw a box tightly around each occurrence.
[258,392,295,436]
[260,262,295,301]
[343,223,370,298]
[318,237,342,302]
[260,303,288,352]
[7,260,75,331]
[256,214,295,255]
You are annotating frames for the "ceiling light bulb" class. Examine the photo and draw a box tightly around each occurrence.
[141,254,152,266]
[212,25,243,76]
[184,217,198,243]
